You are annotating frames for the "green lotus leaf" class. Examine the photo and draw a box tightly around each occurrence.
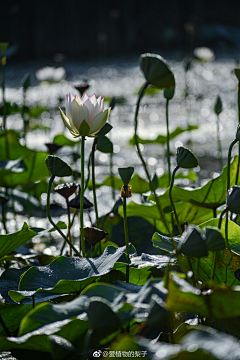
[139,53,175,89]
[234,68,240,81]
[129,125,198,146]
[177,226,208,258]
[53,133,81,147]
[118,167,134,185]
[236,123,240,141]
[202,226,226,251]
[8,245,131,303]
[227,186,240,214]
[176,146,198,169]
[96,136,113,153]
[0,223,37,260]
[45,155,72,177]
[95,123,112,138]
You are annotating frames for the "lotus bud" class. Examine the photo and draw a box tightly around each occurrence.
[68,187,93,210]
[35,66,66,83]
[53,183,78,199]
[21,73,31,91]
[214,96,222,116]
[164,87,175,100]
[193,47,214,62]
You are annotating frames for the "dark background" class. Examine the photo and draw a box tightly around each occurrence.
[2,0,240,61]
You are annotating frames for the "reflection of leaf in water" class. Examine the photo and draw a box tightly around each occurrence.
[129,125,198,145]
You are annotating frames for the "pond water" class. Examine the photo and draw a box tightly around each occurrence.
[2,53,240,250]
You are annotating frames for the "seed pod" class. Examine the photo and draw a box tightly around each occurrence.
[53,183,78,199]
[84,226,108,247]
[120,184,132,198]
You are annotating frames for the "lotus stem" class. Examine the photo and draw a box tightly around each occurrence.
[108,114,116,201]
[236,150,240,185]
[66,198,72,257]
[238,81,240,123]
[227,139,238,221]
[164,253,175,290]
[165,98,171,186]
[22,88,28,141]
[110,152,115,201]
[165,97,175,234]
[11,190,17,231]
[213,207,217,218]
[1,199,8,234]
[134,81,170,235]
[236,81,240,185]
[187,256,196,286]
[59,239,66,256]
[91,137,99,228]
[123,193,130,283]
[69,209,78,230]
[91,137,102,254]
[169,165,182,235]
[227,139,238,191]
[1,60,9,158]
[80,136,86,257]
[1,58,6,131]
[216,114,223,170]
[197,257,200,284]
[169,312,176,344]
[47,175,81,257]
[218,207,228,230]
[84,151,91,192]
[225,209,229,246]
[59,203,75,257]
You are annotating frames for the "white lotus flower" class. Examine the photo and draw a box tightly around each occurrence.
[193,47,215,62]
[59,93,111,137]
[35,66,66,83]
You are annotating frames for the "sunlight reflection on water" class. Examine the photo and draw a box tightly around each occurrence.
[2,56,239,240]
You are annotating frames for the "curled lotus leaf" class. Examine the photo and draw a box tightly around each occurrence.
[176,147,198,169]
[139,53,175,89]
[227,186,240,214]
